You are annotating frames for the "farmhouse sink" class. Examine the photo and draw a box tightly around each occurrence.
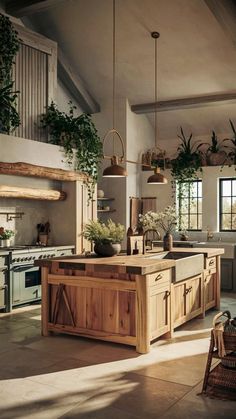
[193,242,235,259]
[147,251,204,282]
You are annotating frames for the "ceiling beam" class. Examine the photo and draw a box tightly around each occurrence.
[6,0,64,17]
[57,48,100,114]
[204,0,236,46]
[131,92,236,114]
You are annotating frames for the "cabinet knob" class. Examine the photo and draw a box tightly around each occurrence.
[165,290,171,297]
[209,259,214,266]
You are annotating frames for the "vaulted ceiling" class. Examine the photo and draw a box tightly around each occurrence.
[6,0,236,140]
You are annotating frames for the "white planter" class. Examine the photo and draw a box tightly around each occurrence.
[0,239,11,247]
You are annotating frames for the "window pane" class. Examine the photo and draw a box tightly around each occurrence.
[198,198,202,212]
[180,198,188,212]
[198,182,202,197]
[232,214,236,230]
[179,214,188,230]
[222,213,231,230]
[222,197,231,213]
[189,214,198,229]
[222,180,231,196]
[232,180,236,196]
[190,198,198,213]
[191,182,198,197]
[198,215,202,230]
[232,197,236,213]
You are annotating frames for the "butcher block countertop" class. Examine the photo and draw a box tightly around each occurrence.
[35,246,224,275]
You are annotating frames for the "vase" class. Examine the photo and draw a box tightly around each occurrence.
[94,242,121,257]
[0,239,11,247]
[163,233,173,251]
[207,151,227,166]
[97,189,104,198]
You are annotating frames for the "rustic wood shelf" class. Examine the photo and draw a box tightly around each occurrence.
[0,185,66,201]
[97,209,116,213]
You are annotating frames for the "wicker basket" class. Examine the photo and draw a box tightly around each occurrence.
[213,311,236,369]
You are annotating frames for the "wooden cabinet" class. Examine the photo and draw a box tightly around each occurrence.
[221,259,234,291]
[172,274,203,328]
[204,272,217,311]
[148,270,171,340]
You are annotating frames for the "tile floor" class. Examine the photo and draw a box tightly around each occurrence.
[0,293,235,419]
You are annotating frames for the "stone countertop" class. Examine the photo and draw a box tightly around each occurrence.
[35,246,224,275]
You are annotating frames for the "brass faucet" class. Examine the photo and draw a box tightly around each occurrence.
[143,229,161,254]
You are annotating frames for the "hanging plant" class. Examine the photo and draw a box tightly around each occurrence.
[0,13,20,133]
[223,119,236,166]
[41,101,103,202]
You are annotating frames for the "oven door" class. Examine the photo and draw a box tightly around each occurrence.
[12,264,41,306]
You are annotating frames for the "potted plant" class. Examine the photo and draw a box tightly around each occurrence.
[139,206,177,251]
[0,13,20,133]
[83,219,125,257]
[198,130,227,166]
[0,227,15,247]
[41,101,103,202]
[223,119,236,166]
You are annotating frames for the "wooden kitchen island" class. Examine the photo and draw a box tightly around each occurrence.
[37,248,224,354]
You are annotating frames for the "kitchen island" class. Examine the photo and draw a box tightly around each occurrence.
[36,247,224,353]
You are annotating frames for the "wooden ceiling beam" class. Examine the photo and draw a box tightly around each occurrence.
[131,92,236,114]
[204,0,236,47]
[6,0,64,17]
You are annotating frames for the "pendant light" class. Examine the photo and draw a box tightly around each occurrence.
[147,32,168,185]
[102,0,127,178]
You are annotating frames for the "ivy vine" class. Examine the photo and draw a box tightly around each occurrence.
[0,13,20,133]
[41,101,103,202]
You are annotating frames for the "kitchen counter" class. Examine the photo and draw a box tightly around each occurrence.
[147,247,224,258]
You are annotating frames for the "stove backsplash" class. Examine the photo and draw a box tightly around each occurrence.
[0,199,52,245]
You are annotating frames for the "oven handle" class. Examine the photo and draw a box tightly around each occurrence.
[12,264,36,271]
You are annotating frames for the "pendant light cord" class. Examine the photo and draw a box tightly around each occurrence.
[152,32,159,148]
[112,0,116,155]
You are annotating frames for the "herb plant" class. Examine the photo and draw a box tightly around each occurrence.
[83,219,125,244]
[0,227,15,240]
[41,101,103,201]
[0,13,20,133]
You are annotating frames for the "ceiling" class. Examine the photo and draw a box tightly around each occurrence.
[19,0,236,139]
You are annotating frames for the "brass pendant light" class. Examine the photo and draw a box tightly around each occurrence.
[147,32,168,185]
[102,0,127,178]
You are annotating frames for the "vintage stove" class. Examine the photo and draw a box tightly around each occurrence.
[1,245,74,312]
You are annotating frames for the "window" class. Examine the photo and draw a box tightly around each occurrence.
[219,178,236,231]
[177,180,202,231]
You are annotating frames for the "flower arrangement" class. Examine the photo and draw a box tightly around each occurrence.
[139,206,177,234]
[83,219,125,244]
[0,227,15,240]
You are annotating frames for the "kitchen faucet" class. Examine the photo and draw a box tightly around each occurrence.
[143,229,161,254]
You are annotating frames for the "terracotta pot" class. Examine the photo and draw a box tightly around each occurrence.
[207,151,227,166]
[163,233,173,251]
[94,242,121,257]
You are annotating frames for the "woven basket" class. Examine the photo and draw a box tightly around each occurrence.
[208,363,236,391]
[213,311,236,369]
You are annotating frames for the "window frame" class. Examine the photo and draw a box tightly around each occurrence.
[177,179,202,231]
[219,178,236,232]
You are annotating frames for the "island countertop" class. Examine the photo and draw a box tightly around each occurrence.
[35,246,224,275]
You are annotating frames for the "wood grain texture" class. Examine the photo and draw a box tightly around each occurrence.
[0,185,66,201]
[41,267,49,336]
[135,275,150,353]
[0,161,87,182]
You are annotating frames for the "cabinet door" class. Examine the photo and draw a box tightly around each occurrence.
[186,275,203,321]
[150,287,170,339]
[221,259,233,291]
[173,281,187,328]
[204,272,216,311]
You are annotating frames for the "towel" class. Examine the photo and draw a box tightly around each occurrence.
[213,321,226,358]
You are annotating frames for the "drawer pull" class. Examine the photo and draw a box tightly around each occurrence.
[165,290,171,297]
[155,273,163,281]
[209,259,214,266]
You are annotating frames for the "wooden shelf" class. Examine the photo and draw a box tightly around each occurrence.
[97,209,116,213]
[97,197,115,201]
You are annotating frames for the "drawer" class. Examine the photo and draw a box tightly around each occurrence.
[148,269,171,288]
[0,287,6,308]
[205,257,216,270]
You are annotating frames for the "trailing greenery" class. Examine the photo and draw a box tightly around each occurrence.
[83,219,125,244]
[41,101,103,201]
[0,13,20,133]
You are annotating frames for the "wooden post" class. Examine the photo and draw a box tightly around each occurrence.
[216,255,221,310]
[41,267,50,336]
[135,275,150,353]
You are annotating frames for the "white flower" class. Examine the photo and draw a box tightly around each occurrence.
[139,205,177,234]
